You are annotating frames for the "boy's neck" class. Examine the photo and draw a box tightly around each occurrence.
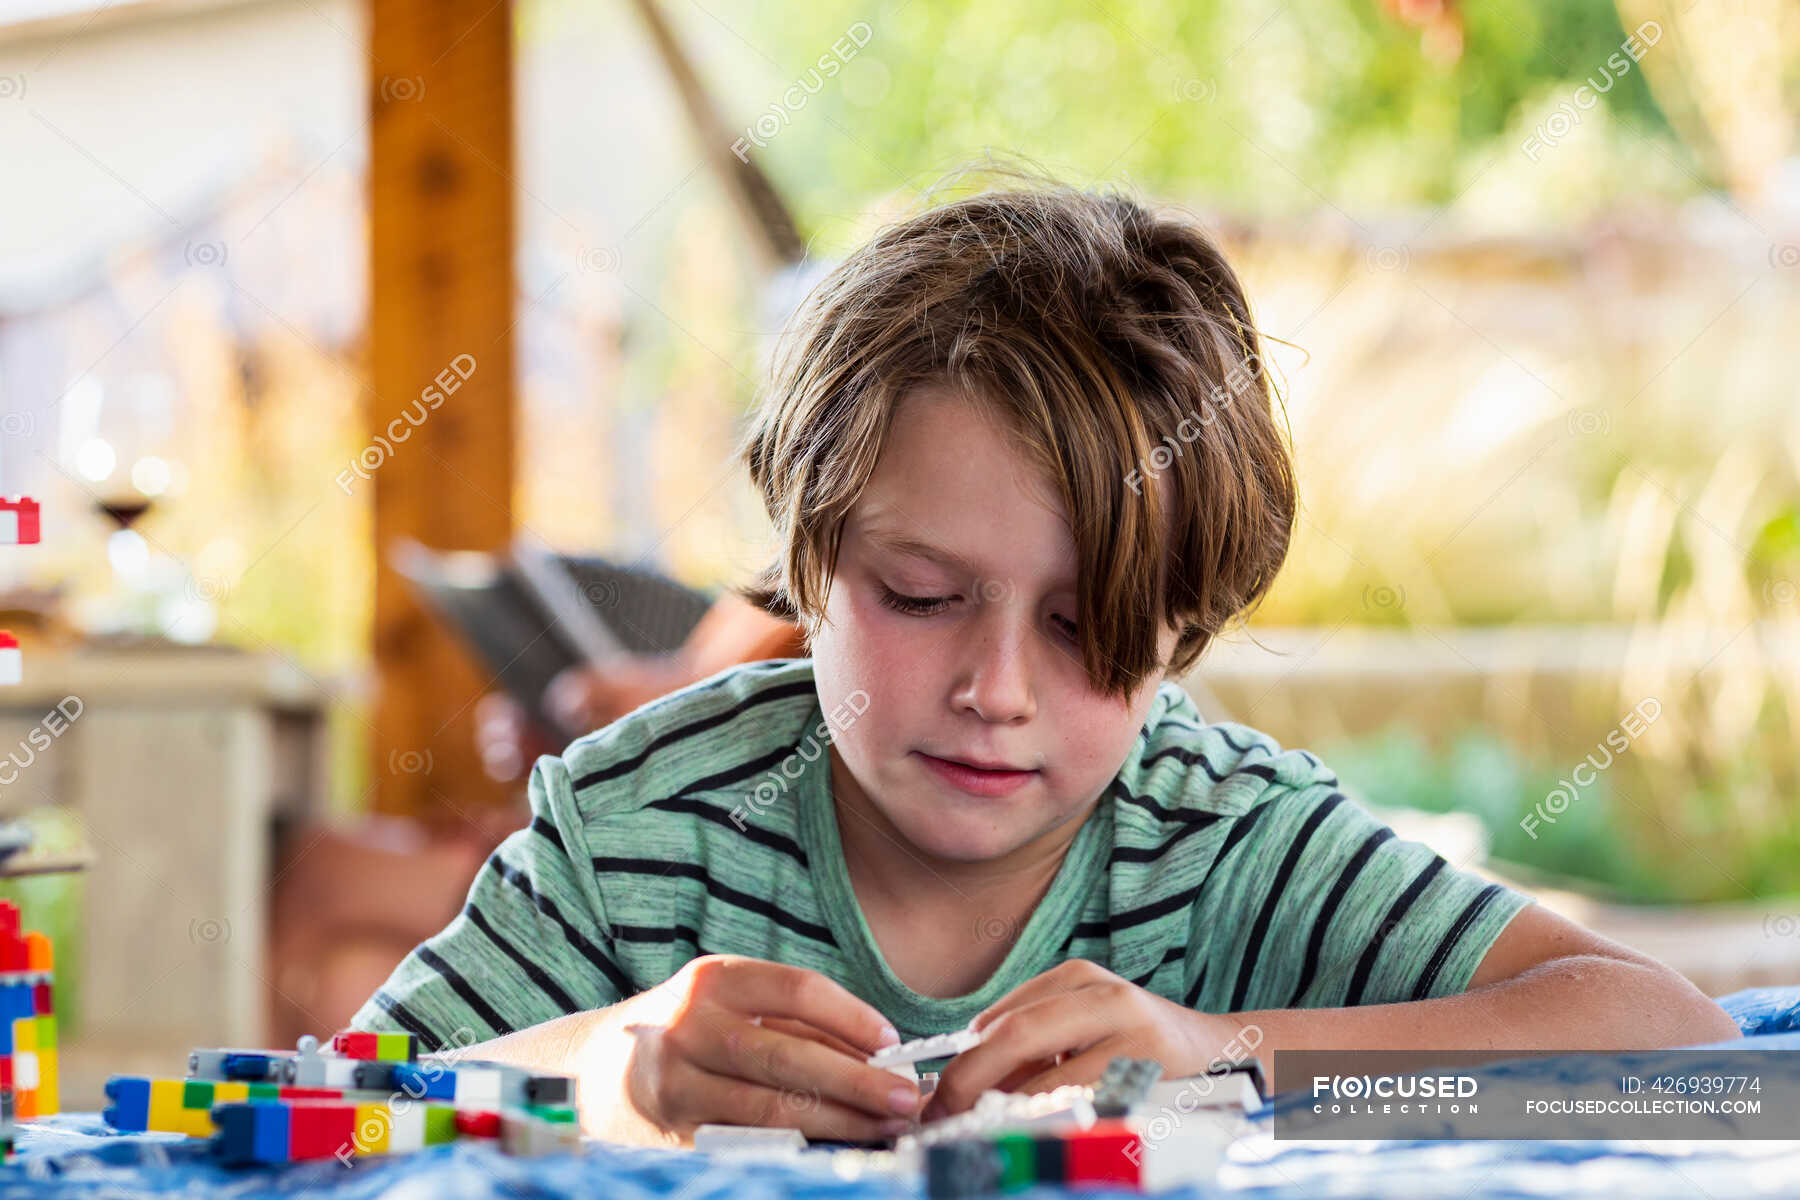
[826,747,1088,992]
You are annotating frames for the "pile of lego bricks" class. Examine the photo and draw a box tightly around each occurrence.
[910,1058,1259,1198]
[0,899,58,1159]
[103,1030,580,1164]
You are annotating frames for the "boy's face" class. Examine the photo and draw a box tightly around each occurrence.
[811,385,1181,867]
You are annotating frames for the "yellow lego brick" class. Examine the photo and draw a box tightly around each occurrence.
[212,1082,249,1105]
[35,1047,56,1115]
[148,1078,187,1133]
[12,1018,34,1054]
[354,1102,392,1155]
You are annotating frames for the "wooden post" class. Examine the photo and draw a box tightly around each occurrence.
[367,0,515,821]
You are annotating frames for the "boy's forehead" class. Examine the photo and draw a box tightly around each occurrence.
[851,506,1078,592]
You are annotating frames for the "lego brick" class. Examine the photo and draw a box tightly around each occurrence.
[34,1014,54,1050]
[423,1104,459,1145]
[387,1100,426,1153]
[189,1049,286,1082]
[925,1140,1004,1199]
[392,1061,456,1101]
[1030,1133,1066,1185]
[23,934,50,973]
[524,1103,577,1124]
[0,639,18,687]
[35,1047,57,1115]
[353,1102,391,1155]
[525,1074,573,1106]
[453,1109,501,1139]
[1062,1120,1141,1186]
[332,1031,379,1059]
[148,1078,187,1133]
[279,1086,345,1101]
[868,1024,985,1070]
[0,498,39,546]
[15,1052,37,1091]
[995,1132,1036,1191]
[288,1102,357,1161]
[212,1102,291,1166]
[352,1061,400,1091]
[288,1054,360,1088]
[104,1076,151,1132]
[247,1083,281,1101]
[501,1110,580,1156]
[694,1124,806,1155]
[32,982,52,1016]
[451,1066,503,1109]
[12,1018,34,1054]
[376,1032,417,1061]
[1092,1057,1163,1118]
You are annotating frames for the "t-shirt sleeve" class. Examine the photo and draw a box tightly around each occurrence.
[347,752,632,1050]
[1190,782,1532,1013]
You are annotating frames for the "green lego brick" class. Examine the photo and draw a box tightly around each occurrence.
[376,1032,414,1061]
[996,1133,1037,1192]
[34,1015,55,1049]
[182,1080,214,1110]
[525,1104,577,1124]
[247,1083,280,1100]
[424,1105,459,1144]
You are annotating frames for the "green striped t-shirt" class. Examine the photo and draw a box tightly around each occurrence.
[351,658,1528,1049]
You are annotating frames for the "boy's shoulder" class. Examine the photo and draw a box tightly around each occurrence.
[1118,680,1343,827]
[550,657,823,821]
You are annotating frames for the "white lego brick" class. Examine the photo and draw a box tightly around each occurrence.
[866,1025,984,1070]
[387,1101,426,1153]
[14,1052,37,1090]
[1135,1112,1238,1190]
[0,647,19,686]
[453,1067,503,1108]
[693,1124,807,1157]
[501,1112,579,1156]
[1144,1071,1260,1115]
[0,511,15,544]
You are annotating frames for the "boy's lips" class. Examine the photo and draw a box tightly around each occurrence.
[915,751,1039,798]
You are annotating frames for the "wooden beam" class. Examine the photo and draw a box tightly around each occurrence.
[367,0,515,821]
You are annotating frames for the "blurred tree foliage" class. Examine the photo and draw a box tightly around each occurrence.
[724,0,1679,237]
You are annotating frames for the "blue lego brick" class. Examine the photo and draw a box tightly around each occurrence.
[222,1053,279,1081]
[391,1062,454,1101]
[103,1076,152,1132]
[212,1102,291,1166]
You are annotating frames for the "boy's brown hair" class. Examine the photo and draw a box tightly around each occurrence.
[737,176,1297,698]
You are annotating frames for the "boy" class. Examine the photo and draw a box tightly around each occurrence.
[350,182,1738,1146]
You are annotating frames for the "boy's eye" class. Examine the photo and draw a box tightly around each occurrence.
[1051,615,1079,641]
[878,584,952,616]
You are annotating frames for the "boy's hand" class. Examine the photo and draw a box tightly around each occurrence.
[926,960,1230,1118]
[599,955,922,1144]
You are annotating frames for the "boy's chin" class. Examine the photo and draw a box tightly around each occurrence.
[879,801,1048,865]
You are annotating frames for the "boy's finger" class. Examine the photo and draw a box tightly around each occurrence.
[759,1015,866,1060]
[932,997,1109,1114]
[683,1068,911,1144]
[690,1018,920,1120]
[700,958,899,1052]
[970,961,1108,1032]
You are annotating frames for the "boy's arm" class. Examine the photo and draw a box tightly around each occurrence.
[1231,901,1741,1091]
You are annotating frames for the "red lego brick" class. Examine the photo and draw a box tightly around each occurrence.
[1063,1121,1143,1186]
[1,1058,11,1090]
[288,1102,358,1160]
[279,1087,343,1101]
[0,497,39,545]
[332,1031,379,1059]
[454,1110,502,1139]
[33,981,51,1013]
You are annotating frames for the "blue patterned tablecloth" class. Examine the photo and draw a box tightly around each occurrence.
[7,987,1798,1199]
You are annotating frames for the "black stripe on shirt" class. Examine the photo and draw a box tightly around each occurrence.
[1344,856,1447,1006]
[1184,961,1210,1009]
[1411,882,1504,1001]
[572,677,817,792]
[1229,792,1347,1012]
[463,902,580,1013]
[1129,945,1188,988]
[485,852,635,998]
[1287,827,1394,1007]
[371,988,443,1051]
[591,856,837,947]
[416,944,512,1036]
[1103,797,1278,934]
[1109,815,1224,865]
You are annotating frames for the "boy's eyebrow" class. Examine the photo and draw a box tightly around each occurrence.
[859,524,975,573]
[858,520,1078,592]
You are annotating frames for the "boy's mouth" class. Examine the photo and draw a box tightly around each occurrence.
[915,751,1039,798]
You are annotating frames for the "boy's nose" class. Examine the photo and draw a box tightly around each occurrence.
[951,625,1037,724]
